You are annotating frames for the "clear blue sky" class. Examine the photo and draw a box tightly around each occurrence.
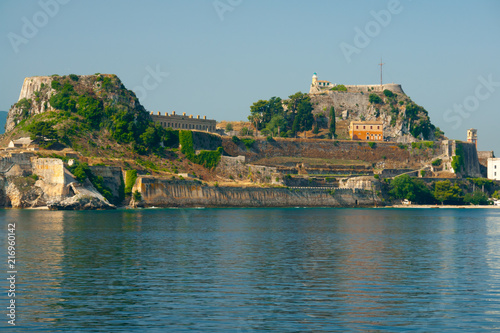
[1,0,499,152]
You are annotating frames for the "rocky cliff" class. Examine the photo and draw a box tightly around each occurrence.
[0,153,114,209]
[6,76,54,132]
[309,85,442,143]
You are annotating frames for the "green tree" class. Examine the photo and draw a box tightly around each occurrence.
[464,191,489,205]
[266,115,286,136]
[312,123,319,134]
[28,121,58,141]
[249,99,269,130]
[140,124,164,148]
[329,106,336,138]
[292,99,314,136]
[225,123,233,132]
[248,96,283,130]
[286,92,308,113]
[389,174,434,204]
[434,180,463,205]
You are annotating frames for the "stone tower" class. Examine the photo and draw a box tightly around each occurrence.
[312,72,318,86]
[467,128,477,148]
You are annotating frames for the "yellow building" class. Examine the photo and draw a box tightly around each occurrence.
[349,121,384,141]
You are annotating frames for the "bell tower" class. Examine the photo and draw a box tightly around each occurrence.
[467,128,477,148]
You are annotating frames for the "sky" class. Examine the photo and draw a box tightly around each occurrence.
[0,0,499,152]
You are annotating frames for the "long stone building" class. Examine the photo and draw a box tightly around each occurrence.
[150,111,217,132]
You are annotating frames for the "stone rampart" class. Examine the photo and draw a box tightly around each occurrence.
[132,177,381,208]
[222,137,440,170]
[89,165,123,202]
[216,156,283,185]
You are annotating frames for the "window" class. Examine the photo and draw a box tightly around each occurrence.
[377,126,380,129]
[356,126,359,129]
[363,126,366,129]
[495,165,497,169]
[370,126,373,129]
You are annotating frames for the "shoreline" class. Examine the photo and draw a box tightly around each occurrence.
[6,204,500,210]
[390,204,500,209]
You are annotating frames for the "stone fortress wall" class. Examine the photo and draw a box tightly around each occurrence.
[150,111,217,132]
[309,73,404,95]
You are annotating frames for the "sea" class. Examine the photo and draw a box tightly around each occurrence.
[1,208,499,332]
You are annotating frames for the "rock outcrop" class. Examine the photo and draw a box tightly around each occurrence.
[6,76,55,133]
[0,154,115,209]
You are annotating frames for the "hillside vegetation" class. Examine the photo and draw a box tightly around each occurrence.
[3,74,223,181]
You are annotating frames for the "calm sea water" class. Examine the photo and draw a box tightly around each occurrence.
[1,208,500,332]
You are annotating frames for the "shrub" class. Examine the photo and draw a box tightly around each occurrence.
[331,84,347,92]
[368,142,376,149]
[232,136,240,144]
[312,124,319,134]
[133,190,142,202]
[369,94,383,104]
[432,159,442,166]
[260,128,271,136]
[69,74,79,81]
[383,89,394,98]
[420,170,427,177]
[266,135,275,142]
[240,127,249,136]
[374,174,380,180]
[179,130,222,169]
[225,123,233,131]
[164,129,179,148]
[125,169,138,195]
[51,80,62,91]
[241,138,255,150]
[451,144,464,173]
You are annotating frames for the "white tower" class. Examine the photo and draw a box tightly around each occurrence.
[312,72,318,86]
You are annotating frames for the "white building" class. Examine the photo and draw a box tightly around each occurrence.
[487,158,500,180]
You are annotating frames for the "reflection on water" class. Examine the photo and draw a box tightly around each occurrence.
[0,208,500,332]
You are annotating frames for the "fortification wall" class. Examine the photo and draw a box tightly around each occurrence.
[132,177,380,208]
[18,76,54,101]
[6,76,55,132]
[221,137,442,169]
[441,141,482,177]
[216,156,283,184]
[89,165,123,202]
[345,84,404,94]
